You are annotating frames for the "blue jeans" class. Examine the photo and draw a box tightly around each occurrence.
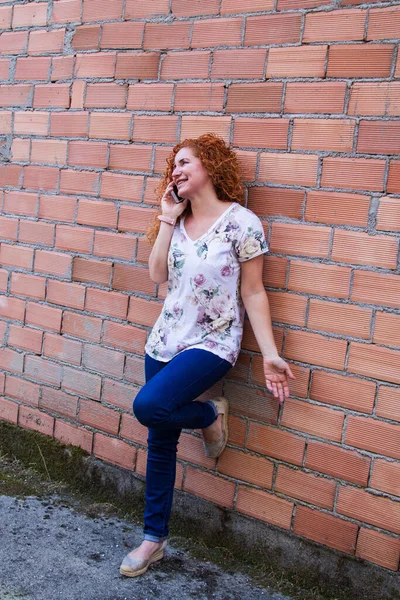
[133,349,232,542]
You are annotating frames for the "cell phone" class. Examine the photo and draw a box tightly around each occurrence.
[171,185,184,204]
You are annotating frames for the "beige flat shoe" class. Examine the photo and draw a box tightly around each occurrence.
[119,540,167,578]
[203,397,229,458]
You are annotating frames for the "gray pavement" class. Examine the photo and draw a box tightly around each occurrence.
[0,494,290,600]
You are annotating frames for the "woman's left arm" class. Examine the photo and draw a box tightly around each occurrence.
[240,255,295,403]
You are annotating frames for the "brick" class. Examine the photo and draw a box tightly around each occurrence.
[371,459,400,497]
[374,312,400,348]
[47,280,85,310]
[227,414,247,446]
[304,9,366,43]
[120,413,147,445]
[294,506,358,554]
[144,22,191,50]
[285,330,347,370]
[93,231,135,261]
[348,342,400,385]
[0,84,31,107]
[269,291,307,326]
[311,371,375,413]
[127,83,172,112]
[75,52,116,78]
[172,0,219,16]
[11,138,30,162]
[184,467,235,508]
[236,150,258,182]
[85,83,127,109]
[233,118,289,150]
[338,486,400,535]
[226,82,282,114]
[94,433,135,471]
[276,465,336,509]
[221,0,273,12]
[71,25,100,51]
[70,80,85,108]
[55,224,93,254]
[14,112,49,136]
[28,29,65,55]
[306,441,370,486]
[128,297,163,327]
[0,31,28,55]
[346,415,400,460]
[142,177,160,205]
[62,311,102,343]
[125,0,169,18]
[8,325,42,354]
[0,347,24,374]
[25,355,62,386]
[271,223,331,258]
[25,301,62,333]
[115,52,160,79]
[161,51,211,80]
[334,230,398,269]
[278,0,331,7]
[377,386,400,423]
[103,321,147,355]
[0,216,17,240]
[0,5,11,28]
[113,263,155,296]
[246,13,301,45]
[308,299,371,340]
[305,191,370,227]
[0,111,11,133]
[54,421,93,454]
[0,161,20,187]
[72,257,111,287]
[285,82,346,114]
[41,387,78,420]
[34,250,71,278]
[225,378,279,424]
[10,272,46,301]
[356,528,400,571]
[51,0,81,24]
[89,112,131,141]
[267,46,327,78]
[77,199,117,230]
[327,44,394,78]
[388,161,400,193]
[100,22,144,49]
[352,271,400,308]
[13,3,47,27]
[68,141,107,169]
[282,398,344,442]
[23,165,59,192]
[0,57,9,79]
[101,172,143,201]
[0,296,25,321]
[180,116,231,143]
[132,115,178,143]
[60,170,99,196]
[192,17,242,48]
[259,153,318,187]
[31,139,67,165]
[79,400,120,435]
[51,56,73,81]
[108,144,151,172]
[212,49,266,79]
[43,332,82,366]
[218,448,274,489]
[357,121,400,155]
[0,244,33,270]
[50,112,88,137]
[0,398,18,424]
[368,6,400,40]
[3,191,38,217]
[33,83,70,109]
[19,406,54,437]
[118,206,157,234]
[82,0,123,22]
[83,344,124,378]
[292,119,355,152]
[348,82,400,117]
[321,157,385,192]
[85,288,128,319]
[236,486,293,529]
[377,197,400,232]
[62,366,101,400]
[102,378,138,412]
[247,422,305,466]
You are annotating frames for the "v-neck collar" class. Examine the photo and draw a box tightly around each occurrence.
[181,203,236,244]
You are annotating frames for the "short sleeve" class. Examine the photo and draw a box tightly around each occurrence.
[235,210,269,263]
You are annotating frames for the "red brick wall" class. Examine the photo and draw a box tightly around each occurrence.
[0,0,400,573]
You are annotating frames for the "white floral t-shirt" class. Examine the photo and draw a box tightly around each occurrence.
[145,203,268,366]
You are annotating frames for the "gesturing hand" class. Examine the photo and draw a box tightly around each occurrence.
[263,356,295,404]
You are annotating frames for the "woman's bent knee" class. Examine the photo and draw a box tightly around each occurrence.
[133,390,166,428]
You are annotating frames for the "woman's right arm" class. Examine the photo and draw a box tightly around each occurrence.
[148,182,188,284]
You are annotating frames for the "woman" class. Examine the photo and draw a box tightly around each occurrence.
[120,134,295,578]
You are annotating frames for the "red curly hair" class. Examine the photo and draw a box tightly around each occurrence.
[146,133,245,246]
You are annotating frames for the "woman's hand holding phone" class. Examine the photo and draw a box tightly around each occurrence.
[160,182,188,220]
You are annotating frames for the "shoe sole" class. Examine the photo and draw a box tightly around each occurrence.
[119,548,165,578]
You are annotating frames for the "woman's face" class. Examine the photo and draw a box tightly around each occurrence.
[171,147,212,199]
